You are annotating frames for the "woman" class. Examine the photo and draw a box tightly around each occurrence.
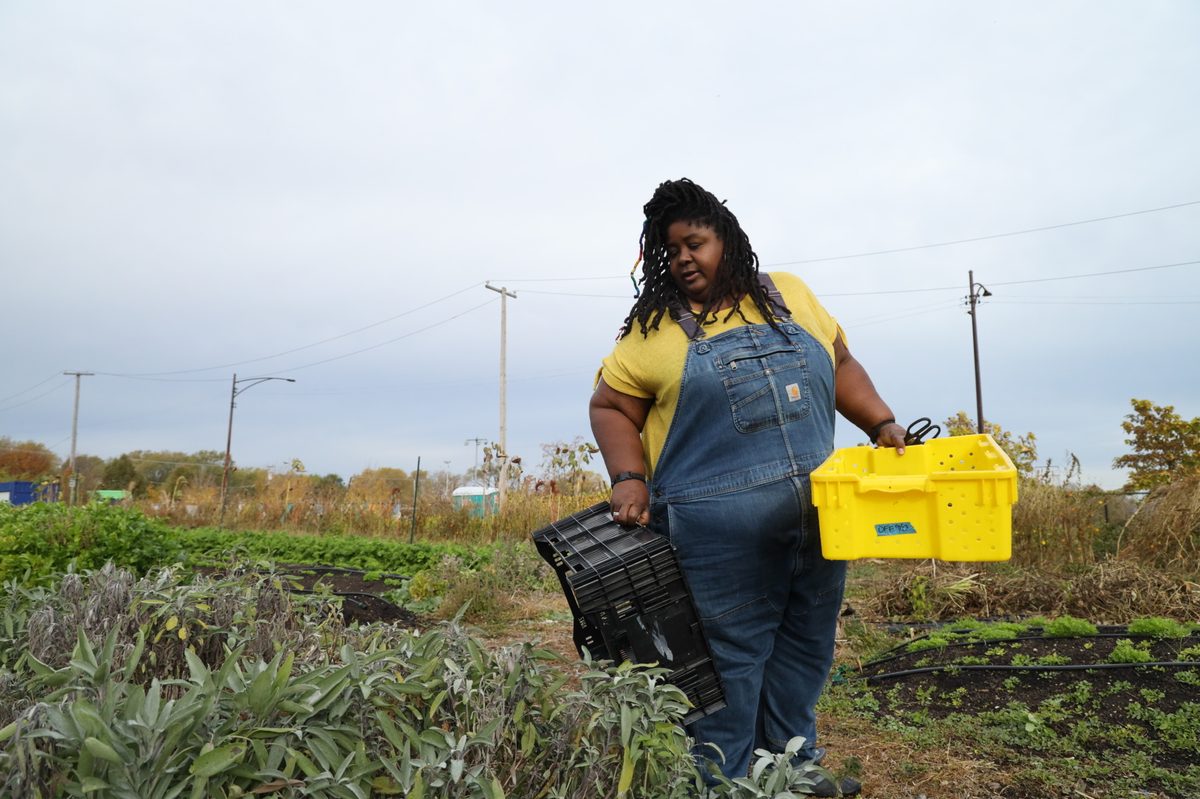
[589,178,906,794]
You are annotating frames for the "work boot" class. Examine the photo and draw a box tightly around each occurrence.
[808,773,862,797]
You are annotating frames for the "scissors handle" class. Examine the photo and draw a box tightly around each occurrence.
[904,417,941,446]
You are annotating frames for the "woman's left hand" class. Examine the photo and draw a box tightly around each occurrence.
[874,422,907,455]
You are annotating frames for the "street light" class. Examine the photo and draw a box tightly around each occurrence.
[219,372,295,523]
[967,271,992,435]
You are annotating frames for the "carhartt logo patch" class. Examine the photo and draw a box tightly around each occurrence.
[786,383,802,402]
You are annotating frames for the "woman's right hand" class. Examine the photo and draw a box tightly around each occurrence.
[610,479,651,527]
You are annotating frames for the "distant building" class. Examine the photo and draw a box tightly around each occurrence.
[451,485,498,517]
[0,481,56,505]
[91,490,128,504]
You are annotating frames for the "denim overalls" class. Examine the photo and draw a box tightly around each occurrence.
[648,280,846,780]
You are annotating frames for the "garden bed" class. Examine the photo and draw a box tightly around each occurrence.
[841,623,1200,794]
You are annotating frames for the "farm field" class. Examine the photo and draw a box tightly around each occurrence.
[489,561,1200,799]
[1,499,1198,798]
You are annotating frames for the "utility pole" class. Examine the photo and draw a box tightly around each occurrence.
[485,283,517,513]
[464,437,486,483]
[409,456,421,544]
[967,271,992,435]
[62,369,92,503]
[219,373,295,524]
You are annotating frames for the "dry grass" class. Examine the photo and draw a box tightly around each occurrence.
[136,486,609,544]
[1117,474,1200,568]
[1010,478,1110,567]
[859,559,1200,623]
[820,714,1010,799]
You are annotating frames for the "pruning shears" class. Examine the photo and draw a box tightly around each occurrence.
[904,417,941,446]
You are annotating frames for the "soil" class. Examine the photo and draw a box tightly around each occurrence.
[242,564,427,628]
[855,631,1200,774]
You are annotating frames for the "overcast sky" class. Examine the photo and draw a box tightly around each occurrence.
[2,1,1198,490]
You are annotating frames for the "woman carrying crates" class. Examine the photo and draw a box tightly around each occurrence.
[590,178,906,796]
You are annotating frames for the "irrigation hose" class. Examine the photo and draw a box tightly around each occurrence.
[859,660,1200,683]
[861,632,1200,670]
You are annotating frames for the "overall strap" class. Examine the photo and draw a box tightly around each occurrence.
[668,297,705,340]
[670,273,789,338]
[757,272,791,320]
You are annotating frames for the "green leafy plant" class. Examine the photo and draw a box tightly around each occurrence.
[1127,617,1191,639]
[1043,616,1099,638]
[0,503,180,585]
[1107,638,1153,664]
[0,564,714,798]
[905,635,951,654]
[715,735,831,798]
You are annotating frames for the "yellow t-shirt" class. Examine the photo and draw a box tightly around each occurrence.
[598,272,842,476]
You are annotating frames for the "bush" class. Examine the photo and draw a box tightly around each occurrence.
[0,564,709,798]
[176,525,493,574]
[0,503,180,585]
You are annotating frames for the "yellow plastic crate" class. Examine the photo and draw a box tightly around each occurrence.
[811,434,1017,561]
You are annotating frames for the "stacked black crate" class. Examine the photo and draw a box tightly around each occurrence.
[532,502,725,724]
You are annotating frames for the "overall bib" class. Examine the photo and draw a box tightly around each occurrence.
[648,289,846,780]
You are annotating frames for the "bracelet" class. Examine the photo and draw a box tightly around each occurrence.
[611,471,646,486]
[867,418,896,444]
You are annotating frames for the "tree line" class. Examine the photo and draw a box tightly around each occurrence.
[0,436,608,504]
[2,400,1197,497]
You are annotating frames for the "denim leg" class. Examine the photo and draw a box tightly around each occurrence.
[658,480,800,780]
[756,484,847,760]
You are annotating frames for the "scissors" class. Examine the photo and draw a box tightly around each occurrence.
[905,417,941,446]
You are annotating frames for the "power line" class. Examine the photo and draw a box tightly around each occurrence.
[491,199,1200,286]
[96,294,498,383]
[1004,293,1200,301]
[991,299,1200,306]
[279,298,497,373]
[514,259,1200,301]
[94,374,229,383]
[520,289,633,299]
[840,299,963,328]
[823,257,1200,298]
[0,373,65,405]
[0,379,71,414]
[493,275,623,283]
[821,285,960,297]
[764,199,1200,267]
[989,259,1200,287]
[101,282,485,378]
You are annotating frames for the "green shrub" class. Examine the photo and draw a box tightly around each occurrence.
[0,503,180,585]
[0,564,706,798]
[177,525,493,574]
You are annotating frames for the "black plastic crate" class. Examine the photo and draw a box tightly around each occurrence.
[532,501,725,724]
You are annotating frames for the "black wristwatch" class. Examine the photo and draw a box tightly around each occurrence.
[867,418,896,444]
[611,471,646,486]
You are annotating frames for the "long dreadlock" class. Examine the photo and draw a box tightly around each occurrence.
[620,178,788,339]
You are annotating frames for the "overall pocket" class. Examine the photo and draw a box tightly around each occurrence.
[720,343,811,433]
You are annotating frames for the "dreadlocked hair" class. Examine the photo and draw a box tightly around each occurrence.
[620,178,788,339]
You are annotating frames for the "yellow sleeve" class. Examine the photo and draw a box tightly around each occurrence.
[599,334,655,398]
